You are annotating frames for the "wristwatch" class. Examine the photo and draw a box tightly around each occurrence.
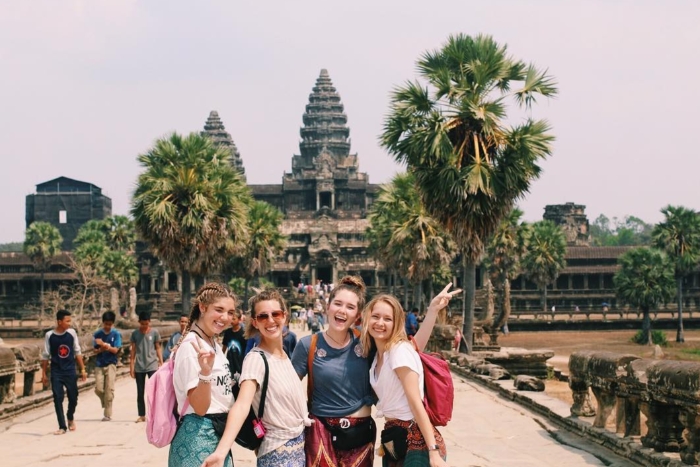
[427,444,440,451]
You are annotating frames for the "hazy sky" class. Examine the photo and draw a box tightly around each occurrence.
[1,1,698,244]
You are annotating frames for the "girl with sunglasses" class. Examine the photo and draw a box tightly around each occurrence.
[203,289,309,467]
[169,283,237,467]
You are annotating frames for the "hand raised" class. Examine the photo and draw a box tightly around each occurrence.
[190,334,215,375]
[428,282,462,312]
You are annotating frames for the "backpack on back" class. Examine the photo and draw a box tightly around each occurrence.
[146,353,189,448]
[409,337,454,427]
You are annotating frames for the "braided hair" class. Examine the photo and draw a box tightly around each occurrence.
[179,282,237,344]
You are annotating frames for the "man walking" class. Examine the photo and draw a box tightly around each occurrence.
[163,314,188,361]
[93,311,121,421]
[130,311,162,423]
[41,310,87,435]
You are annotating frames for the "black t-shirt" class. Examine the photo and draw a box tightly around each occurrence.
[222,327,247,380]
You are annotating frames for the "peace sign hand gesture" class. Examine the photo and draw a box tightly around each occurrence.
[190,334,216,376]
[428,282,462,313]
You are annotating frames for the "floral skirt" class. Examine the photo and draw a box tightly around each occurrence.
[168,414,232,467]
[381,418,446,467]
[305,414,375,467]
[257,432,305,467]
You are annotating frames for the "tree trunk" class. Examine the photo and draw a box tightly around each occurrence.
[417,281,423,311]
[39,271,45,328]
[403,278,409,311]
[543,285,548,314]
[389,271,395,295]
[460,259,476,354]
[676,277,685,343]
[243,278,250,309]
[181,270,192,317]
[642,306,652,345]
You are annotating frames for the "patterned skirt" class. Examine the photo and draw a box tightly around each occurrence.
[381,418,446,467]
[168,414,232,467]
[305,415,375,467]
[257,432,305,467]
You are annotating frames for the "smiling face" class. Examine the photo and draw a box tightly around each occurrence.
[367,300,396,344]
[197,297,235,336]
[251,300,286,343]
[327,289,360,332]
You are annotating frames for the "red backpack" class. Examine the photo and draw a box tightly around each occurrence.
[409,337,454,427]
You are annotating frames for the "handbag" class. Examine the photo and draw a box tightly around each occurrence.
[233,351,269,450]
[380,425,408,461]
[319,417,376,451]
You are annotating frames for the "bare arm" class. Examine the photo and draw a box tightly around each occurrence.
[156,341,163,366]
[40,360,48,385]
[76,355,87,382]
[201,380,258,467]
[129,342,136,378]
[414,283,461,351]
[395,366,447,467]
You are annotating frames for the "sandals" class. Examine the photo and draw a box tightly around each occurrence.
[54,429,67,435]
[68,421,76,431]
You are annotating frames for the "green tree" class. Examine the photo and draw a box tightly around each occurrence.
[103,215,137,252]
[522,220,567,314]
[229,201,286,306]
[614,247,675,345]
[485,208,530,334]
[368,173,455,309]
[132,132,251,312]
[381,34,557,352]
[652,205,700,343]
[23,222,63,326]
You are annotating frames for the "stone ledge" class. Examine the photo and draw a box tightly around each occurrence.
[451,363,687,467]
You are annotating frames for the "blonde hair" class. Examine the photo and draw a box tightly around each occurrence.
[245,289,288,340]
[361,294,408,358]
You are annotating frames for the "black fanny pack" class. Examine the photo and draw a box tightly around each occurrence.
[320,417,376,451]
[380,425,408,461]
[204,412,228,438]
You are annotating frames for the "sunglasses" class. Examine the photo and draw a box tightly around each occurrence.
[255,310,285,322]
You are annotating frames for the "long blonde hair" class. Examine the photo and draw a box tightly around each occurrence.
[361,294,408,358]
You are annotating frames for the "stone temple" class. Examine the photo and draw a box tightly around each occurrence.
[206,69,381,288]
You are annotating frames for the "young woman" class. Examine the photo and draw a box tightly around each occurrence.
[291,275,374,467]
[202,290,309,467]
[362,284,460,467]
[168,283,237,467]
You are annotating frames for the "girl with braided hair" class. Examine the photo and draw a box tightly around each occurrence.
[168,282,237,467]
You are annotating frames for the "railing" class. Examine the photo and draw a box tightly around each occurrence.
[569,350,700,465]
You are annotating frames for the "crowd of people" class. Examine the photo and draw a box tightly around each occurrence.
[40,276,459,467]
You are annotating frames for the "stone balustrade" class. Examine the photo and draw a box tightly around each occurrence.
[569,350,700,465]
[0,325,179,416]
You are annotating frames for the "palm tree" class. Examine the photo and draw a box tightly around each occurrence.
[104,215,137,252]
[381,34,557,352]
[23,222,63,326]
[521,220,567,314]
[485,208,530,336]
[652,205,700,342]
[230,201,286,305]
[132,132,251,313]
[614,247,675,345]
[368,173,455,309]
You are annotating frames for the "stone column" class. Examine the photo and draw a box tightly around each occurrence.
[0,281,5,296]
[316,192,320,211]
[583,274,589,289]
[641,400,684,452]
[164,271,169,292]
[331,192,335,210]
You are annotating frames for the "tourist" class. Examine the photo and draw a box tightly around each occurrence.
[169,282,237,467]
[306,306,316,332]
[362,284,460,467]
[130,311,163,423]
[41,309,87,435]
[405,307,419,337]
[164,314,189,361]
[291,276,377,467]
[202,289,308,467]
[93,311,122,422]
[244,317,297,359]
[222,309,247,380]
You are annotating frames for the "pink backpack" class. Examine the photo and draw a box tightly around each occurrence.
[410,337,454,426]
[146,353,189,448]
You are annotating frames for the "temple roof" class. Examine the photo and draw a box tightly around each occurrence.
[201,111,246,180]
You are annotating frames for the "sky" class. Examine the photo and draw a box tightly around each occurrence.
[1,0,699,243]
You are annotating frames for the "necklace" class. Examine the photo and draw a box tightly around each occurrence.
[194,323,215,347]
[325,331,350,348]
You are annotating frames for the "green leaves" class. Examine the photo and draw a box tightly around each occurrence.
[615,247,675,310]
[23,221,63,270]
[522,220,567,289]
[652,205,700,277]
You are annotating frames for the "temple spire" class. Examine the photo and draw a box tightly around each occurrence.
[201,111,246,180]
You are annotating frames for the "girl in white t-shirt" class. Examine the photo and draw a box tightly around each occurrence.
[362,284,460,467]
[168,282,237,467]
[203,289,309,467]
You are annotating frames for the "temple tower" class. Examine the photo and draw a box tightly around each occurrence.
[201,111,246,180]
[543,202,590,246]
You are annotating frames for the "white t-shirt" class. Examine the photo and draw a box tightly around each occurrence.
[240,348,307,457]
[173,331,233,415]
[370,341,424,421]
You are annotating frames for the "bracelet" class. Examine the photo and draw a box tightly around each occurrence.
[198,378,211,384]
[427,444,440,451]
[198,372,214,382]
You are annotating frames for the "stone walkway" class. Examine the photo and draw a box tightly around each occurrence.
[0,367,640,467]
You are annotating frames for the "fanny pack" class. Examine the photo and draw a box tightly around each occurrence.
[380,425,408,461]
[320,417,376,451]
[204,412,228,438]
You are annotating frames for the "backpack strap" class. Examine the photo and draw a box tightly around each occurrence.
[255,351,270,419]
[306,333,318,409]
